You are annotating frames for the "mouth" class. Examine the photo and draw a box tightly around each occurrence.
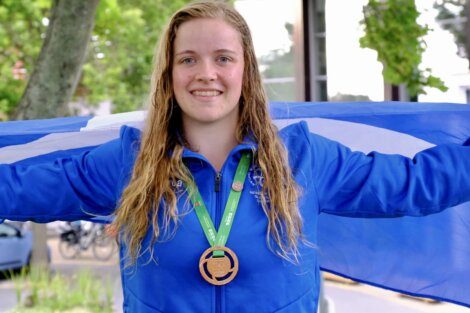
[190,90,223,97]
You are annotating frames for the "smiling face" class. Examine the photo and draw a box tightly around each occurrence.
[172,18,244,131]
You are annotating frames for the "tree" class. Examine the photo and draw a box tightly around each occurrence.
[434,0,470,68]
[14,0,100,268]
[360,0,448,98]
[0,0,192,118]
[14,0,99,119]
[2,0,195,268]
[80,0,193,113]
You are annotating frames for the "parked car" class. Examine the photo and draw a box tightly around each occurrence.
[0,222,34,272]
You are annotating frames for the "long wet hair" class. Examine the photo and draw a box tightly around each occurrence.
[113,0,302,266]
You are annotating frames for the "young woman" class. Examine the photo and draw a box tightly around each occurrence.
[1,1,470,312]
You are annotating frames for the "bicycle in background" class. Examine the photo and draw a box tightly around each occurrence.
[58,221,116,261]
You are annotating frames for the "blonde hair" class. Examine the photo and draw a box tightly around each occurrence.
[113,0,303,266]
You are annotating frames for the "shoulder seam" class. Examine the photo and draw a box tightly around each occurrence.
[296,121,321,215]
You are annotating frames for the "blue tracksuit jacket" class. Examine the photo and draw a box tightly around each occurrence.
[1,121,470,312]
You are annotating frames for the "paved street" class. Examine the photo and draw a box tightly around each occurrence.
[1,238,470,312]
[324,280,470,313]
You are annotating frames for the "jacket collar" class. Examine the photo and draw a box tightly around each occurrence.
[181,135,257,161]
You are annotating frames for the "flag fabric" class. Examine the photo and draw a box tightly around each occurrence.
[272,102,470,308]
[1,101,469,307]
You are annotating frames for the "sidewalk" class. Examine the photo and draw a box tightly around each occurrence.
[2,239,469,313]
[323,278,470,313]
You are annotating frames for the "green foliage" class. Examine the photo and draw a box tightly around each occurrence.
[0,0,49,118]
[11,267,113,313]
[78,0,193,113]
[0,0,192,117]
[360,0,448,97]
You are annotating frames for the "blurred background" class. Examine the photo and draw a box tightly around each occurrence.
[1,0,468,120]
[0,0,469,312]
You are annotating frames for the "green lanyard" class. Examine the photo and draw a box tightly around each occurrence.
[187,152,251,257]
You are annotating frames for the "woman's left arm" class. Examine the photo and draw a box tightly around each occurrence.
[304,125,470,217]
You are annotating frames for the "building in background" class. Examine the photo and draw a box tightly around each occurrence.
[235,0,469,104]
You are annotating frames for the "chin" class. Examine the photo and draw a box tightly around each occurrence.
[188,114,230,125]
[197,116,224,124]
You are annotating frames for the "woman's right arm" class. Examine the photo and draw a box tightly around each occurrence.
[0,126,138,222]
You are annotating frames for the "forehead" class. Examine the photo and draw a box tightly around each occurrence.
[173,18,243,54]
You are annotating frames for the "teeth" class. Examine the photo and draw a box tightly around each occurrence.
[192,90,221,97]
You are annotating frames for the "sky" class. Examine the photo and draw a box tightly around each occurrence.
[235,0,469,103]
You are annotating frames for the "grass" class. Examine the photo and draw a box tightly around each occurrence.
[9,266,114,313]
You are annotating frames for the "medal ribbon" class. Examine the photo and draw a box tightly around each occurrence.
[188,152,251,257]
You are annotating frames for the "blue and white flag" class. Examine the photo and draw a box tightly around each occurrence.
[1,101,469,307]
[271,102,470,308]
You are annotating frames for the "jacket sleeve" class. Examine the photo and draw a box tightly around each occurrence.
[304,125,470,217]
[0,126,136,222]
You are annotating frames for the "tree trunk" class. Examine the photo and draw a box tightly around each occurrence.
[465,0,470,68]
[31,223,50,268]
[14,0,99,267]
[14,0,99,119]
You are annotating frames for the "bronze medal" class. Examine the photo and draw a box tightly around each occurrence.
[199,246,239,285]
[189,153,251,286]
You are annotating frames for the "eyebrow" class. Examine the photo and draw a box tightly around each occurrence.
[174,49,239,56]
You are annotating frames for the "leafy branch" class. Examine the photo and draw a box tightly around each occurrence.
[360,0,448,97]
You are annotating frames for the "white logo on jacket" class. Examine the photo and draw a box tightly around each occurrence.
[172,179,185,196]
[248,165,269,204]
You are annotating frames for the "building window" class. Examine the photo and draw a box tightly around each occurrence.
[235,0,301,101]
[304,0,328,101]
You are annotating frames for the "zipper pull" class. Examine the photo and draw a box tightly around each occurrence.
[215,172,222,192]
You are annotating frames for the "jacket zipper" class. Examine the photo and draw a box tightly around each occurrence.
[214,171,222,313]
[215,172,222,193]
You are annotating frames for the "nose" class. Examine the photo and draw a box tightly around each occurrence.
[195,60,217,82]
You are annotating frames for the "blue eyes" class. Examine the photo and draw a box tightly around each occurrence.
[179,56,232,65]
[181,58,195,65]
[217,56,231,63]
